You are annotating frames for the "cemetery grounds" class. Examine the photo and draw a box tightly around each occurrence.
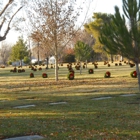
[0,61,139,140]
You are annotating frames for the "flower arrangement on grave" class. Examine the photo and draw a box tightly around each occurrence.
[104,61,108,65]
[104,71,111,78]
[30,73,34,78]
[1,65,5,68]
[94,64,98,69]
[22,69,25,72]
[51,64,53,68]
[67,71,74,80]
[68,66,73,71]
[88,68,94,74]
[42,73,48,78]
[119,63,122,66]
[75,65,80,70]
[18,69,22,73]
[130,71,137,78]
[13,67,17,72]
[38,67,42,71]
[83,65,85,69]
[129,63,135,67]
[69,69,74,74]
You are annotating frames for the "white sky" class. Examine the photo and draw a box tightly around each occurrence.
[93,0,123,14]
[5,0,123,44]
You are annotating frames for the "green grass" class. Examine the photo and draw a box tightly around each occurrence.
[0,62,140,140]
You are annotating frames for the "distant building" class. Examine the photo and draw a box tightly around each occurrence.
[12,61,26,66]
[49,56,55,64]
[31,59,38,64]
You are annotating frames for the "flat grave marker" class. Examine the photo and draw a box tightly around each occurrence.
[92,97,112,100]
[4,135,44,140]
[13,104,36,109]
[49,102,67,105]
[120,94,137,97]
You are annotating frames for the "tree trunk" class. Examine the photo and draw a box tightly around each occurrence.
[111,54,113,63]
[80,61,82,74]
[55,54,58,81]
[20,60,22,67]
[46,57,49,69]
[136,63,140,92]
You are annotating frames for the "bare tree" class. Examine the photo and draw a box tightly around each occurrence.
[0,0,22,42]
[25,0,93,81]
[0,42,11,65]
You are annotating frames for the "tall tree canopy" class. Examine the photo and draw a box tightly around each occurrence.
[0,0,22,41]
[99,0,140,91]
[84,13,112,53]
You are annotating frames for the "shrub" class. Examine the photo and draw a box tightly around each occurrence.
[104,71,111,78]
[30,73,34,78]
[42,73,48,78]
[88,69,94,74]
[130,71,137,78]
[67,72,74,80]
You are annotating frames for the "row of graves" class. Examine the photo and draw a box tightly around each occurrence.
[103,60,135,67]
[9,60,137,79]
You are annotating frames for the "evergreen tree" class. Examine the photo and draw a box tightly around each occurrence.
[74,41,92,62]
[84,13,112,53]
[99,0,140,91]
[10,37,29,67]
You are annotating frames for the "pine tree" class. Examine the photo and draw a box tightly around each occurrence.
[99,0,140,91]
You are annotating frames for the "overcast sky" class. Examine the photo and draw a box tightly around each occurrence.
[93,0,123,14]
[5,0,123,44]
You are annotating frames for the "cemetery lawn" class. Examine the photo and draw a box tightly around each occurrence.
[0,62,140,140]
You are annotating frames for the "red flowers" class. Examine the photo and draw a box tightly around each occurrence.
[130,71,137,78]
[104,71,111,78]
[88,69,94,74]
[67,71,74,80]
[42,73,48,78]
